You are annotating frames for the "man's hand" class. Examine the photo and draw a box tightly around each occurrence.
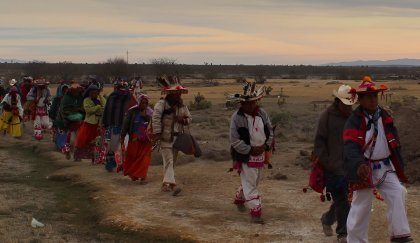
[177,116,187,125]
[152,133,162,143]
[357,164,371,180]
[250,146,265,156]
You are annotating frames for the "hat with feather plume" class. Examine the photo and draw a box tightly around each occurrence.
[225,80,266,103]
[157,75,188,95]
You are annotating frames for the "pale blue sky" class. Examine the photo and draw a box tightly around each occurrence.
[1,0,420,64]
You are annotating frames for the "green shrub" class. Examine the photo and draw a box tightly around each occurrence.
[189,92,212,110]
[235,77,247,83]
[270,111,291,127]
[265,86,273,95]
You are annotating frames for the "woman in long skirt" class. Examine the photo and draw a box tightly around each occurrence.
[120,95,153,182]
[74,84,106,161]
[0,86,23,138]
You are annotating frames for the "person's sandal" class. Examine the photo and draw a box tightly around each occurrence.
[250,217,265,224]
[161,184,172,192]
[236,204,247,212]
[322,223,333,237]
[391,236,414,243]
[172,187,182,196]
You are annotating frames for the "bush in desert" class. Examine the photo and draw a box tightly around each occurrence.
[149,57,179,77]
[235,77,247,83]
[189,92,212,110]
[203,66,219,86]
[270,111,291,127]
[101,57,128,83]
[254,69,267,84]
[265,86,273,95]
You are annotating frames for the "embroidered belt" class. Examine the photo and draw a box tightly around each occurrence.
[366,157,391,170]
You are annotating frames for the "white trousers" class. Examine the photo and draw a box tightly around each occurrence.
[347,170,411,243]
[236,165,262,217]
[34,115,51,130]
[161,148,178,185]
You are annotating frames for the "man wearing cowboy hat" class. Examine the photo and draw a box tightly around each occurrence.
[152,75,191,196]
[5,79,19,94]
[314,84,355,243]
[344,76,413,243]
[230,80,273,224]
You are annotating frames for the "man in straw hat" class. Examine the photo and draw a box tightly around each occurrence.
[229,80,273,224]
[26,78,52,140]
[314,84,355,242]
[344,76,413,243]
[152,75,191,196]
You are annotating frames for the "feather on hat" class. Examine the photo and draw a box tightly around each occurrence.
[226,80,266,103]
[157,75,188,94]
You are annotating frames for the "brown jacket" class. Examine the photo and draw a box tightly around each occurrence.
[314,103,349,175]
[152,99,192,144]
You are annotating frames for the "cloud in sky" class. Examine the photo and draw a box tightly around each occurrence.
[1,0,420,64]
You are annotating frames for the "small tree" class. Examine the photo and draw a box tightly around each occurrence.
[102,57,128,82]
[254,69,267,84]
[189,92,212,110]
[56,61,76,82]
[23,61,48,79]
[235,77,247,83]
[149,57,178,77]
[203,69,219,86]
[265,86,273,95]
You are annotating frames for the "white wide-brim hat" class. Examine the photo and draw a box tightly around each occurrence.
[333,84,357,106]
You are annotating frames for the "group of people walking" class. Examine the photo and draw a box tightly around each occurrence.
[0,74,414,242]
[0,75,189,194]
[312,76,413,243]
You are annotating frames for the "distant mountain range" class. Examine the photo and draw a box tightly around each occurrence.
[0,58,27,63]
[2,57,420,66]
[323,58,420,67]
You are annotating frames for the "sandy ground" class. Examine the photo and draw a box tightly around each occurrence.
[1,79,420,242]
[0,140,83,242]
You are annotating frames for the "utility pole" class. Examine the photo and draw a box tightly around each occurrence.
[126,50,129,64]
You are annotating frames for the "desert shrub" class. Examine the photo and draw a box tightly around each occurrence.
[270,111,291,127]
[235,77,247,83]
[402,95,418,106]
[189,92,212,110]
[254,75,266,84]
[265,86,273,95]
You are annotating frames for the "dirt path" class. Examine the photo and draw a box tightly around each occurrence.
[1,134,419,242]
[1,80,419,242]
[0,136,187,243]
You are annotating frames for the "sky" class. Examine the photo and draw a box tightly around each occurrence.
[1,0,420,65]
